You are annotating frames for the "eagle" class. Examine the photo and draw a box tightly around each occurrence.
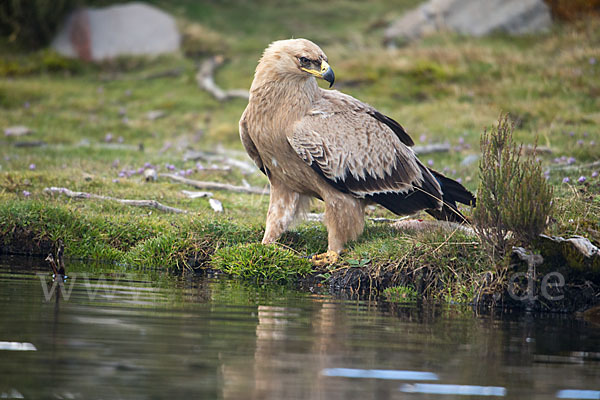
[239,39,475,265]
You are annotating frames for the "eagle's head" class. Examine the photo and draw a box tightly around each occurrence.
[256,38,335,88]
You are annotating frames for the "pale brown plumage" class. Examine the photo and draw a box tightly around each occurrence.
[240,38,474,264]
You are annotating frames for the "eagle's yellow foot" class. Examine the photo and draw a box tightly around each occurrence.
[310,250,339,266]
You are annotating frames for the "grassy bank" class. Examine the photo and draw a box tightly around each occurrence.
[1,2,599,309]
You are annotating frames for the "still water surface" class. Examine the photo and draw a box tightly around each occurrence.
[1,256,599,399]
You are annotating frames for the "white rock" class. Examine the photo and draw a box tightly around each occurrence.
[143,168,157,182]
[4,125,32,137]
[146,110,166,121]
[385,0,552,45]
[52,2,180,61]
[209,198,223,213]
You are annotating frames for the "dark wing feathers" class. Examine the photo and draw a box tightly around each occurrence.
[289,93,445,214]
[289,90,475,221]
[367,110,414,147]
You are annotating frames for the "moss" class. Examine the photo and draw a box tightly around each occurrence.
[211,243,314,284]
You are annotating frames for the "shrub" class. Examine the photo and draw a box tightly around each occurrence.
[0,0,78,48]
[544,0,600,21]
[180,21,229,59]
[474,115,553,257]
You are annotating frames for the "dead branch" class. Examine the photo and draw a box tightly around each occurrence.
[196,56,250,101]
[44,187,187,214]
[184,149,257,174]
[391,219,475,235]
[548,160,600,172]
[160,173,269,195]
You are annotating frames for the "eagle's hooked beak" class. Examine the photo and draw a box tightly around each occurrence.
[302,60,335,88]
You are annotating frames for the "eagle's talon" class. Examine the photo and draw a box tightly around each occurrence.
[310,250,339,266]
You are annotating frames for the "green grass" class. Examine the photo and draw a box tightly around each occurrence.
[383,285,419,302]
[0,1,599,303]
[211,243,313,284]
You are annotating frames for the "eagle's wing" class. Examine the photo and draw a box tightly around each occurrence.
[239,109,265,175]
[288,90,443,215]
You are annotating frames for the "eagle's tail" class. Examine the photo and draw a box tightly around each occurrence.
[426,169,476,223]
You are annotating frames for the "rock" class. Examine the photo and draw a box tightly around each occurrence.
[209,198,223,213]
[461,154,480,166]
[4,125,32,137]
[143,168,157,182]
[385,0,552,46]
[145,110,166,121]
[52,2,180,61]
[537,234,600,279]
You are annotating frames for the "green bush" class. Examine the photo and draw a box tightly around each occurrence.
[544,0,600,20]
[0,0,78,48]
[474,115,553,257]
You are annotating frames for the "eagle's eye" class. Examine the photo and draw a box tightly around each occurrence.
[299,56,310,65]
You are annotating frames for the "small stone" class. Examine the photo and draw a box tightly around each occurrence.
[146,110,166,120]
[4,125,32,137]
[82,172,94,181]
[209,198,223,213]
[144,168,157,181]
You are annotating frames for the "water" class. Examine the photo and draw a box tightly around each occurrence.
[1,256,599,399]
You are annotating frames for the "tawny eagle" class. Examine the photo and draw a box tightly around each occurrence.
[239,39,475,265]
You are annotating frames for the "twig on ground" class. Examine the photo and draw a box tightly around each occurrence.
[143,67,184,80]
[391,219,475,235]
[196,56,250,101]
[160,173,269,195]
[184,149,257,174]
[44,187,188,214]
[548,160,600,172]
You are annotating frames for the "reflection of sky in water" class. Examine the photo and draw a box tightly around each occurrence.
[0,258,599,399]
[322,367,438,380]
[399,383,506,396]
